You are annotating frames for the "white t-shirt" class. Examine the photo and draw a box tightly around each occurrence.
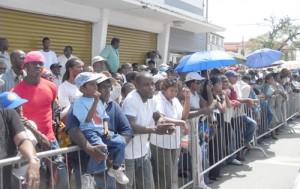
[38,50,58,70]
[223,89,233,123]
[58,80,82,108]
[58,54,76,76]
[233,80,248,117]
[190,91,200,109]
[150,92,183,149]
[122,90,158,159]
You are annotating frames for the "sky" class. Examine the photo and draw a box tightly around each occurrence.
[208,0,300,42]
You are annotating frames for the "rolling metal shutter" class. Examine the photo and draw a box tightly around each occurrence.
[106,25,157,65]
[0,8,92,64]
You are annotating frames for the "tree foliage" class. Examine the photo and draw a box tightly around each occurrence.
[247,16,300,51]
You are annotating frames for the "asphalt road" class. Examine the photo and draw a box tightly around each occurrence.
[208,116,300,189]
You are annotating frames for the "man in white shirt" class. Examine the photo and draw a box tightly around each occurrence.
[38,37,58,69]
[120,63,133,83]
[0,38,11,72]
[122,71,176,189]
[58,46,76,76]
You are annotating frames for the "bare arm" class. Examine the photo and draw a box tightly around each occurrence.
[68,127,107,163]
[86,94,100,122]
[181,88,191,120]
[14,131,40,189]
[126,114,175,135]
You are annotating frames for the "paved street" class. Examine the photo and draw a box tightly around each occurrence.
[209,116,300,189]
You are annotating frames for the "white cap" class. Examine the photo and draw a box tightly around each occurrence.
[185,72,205,82]
[96,73,115,84]
[91,56,106,66]
[153,73,167,83]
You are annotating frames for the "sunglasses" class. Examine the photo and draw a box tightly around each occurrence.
[194,80,203,84]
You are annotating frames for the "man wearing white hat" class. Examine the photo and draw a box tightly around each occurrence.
[92,56,107,73]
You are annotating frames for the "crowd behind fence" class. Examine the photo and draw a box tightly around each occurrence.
[0,91,299,189]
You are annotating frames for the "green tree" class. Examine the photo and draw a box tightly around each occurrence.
[247,15,300,60]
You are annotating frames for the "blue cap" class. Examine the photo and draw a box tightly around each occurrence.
[225,70,240,77]
[75,72,102,88]
[0,92,28,108]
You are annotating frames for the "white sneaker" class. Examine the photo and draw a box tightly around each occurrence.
[81,174,96,189]
[230,159,243,166]
[198,183,211,189]
[108,167,129,184]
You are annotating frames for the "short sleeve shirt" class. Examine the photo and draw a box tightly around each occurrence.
[0,108,25,188]
[58,80,82,108]
[73,96,109,132]
[150,92,183,149]
[122,90,158,159]
[12,79,57,140]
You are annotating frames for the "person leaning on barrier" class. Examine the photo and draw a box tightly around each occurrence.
[12,51,69,189]
[121,71,180,189]
[0,108,40,189]
[149,77,190,189]
[225,70,257,148]
[66,73,134,189]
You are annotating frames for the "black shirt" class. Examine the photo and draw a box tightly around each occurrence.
[0,108,25,188]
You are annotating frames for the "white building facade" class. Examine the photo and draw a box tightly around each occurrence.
[0,0,224,65]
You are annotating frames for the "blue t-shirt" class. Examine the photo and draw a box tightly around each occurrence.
[73,96,110,133]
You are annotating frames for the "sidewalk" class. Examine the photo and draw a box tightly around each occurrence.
[208,116,300,189]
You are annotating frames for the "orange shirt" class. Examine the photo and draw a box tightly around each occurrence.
[13,78,57,140]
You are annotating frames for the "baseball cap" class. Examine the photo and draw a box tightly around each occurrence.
[228,66,238,71]
[225,70,240,77]
[22,51,45,69]
[91,56,106,66]
[50,63,62,70]
[0,92,28,108]
[185,72,205,82]
[96,73,115,84]
[75,72,102,88]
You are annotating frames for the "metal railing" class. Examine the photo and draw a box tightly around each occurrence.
[0,93,299,189]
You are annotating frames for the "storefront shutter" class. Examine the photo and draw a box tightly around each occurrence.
[106,25,157,65]
[0,8,92,64]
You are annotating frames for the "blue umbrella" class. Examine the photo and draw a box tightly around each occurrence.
[245,48,282,68]
[175,50,237,72]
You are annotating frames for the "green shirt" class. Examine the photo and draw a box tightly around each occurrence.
[100,45,119,73]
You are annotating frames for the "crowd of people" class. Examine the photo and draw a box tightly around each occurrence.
[0,36,300,189]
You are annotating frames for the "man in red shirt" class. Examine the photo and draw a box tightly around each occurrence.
[12,51,68,188]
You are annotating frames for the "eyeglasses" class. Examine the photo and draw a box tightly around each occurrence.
[194,80,203,84]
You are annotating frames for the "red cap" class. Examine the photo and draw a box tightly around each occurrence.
[22,51,45,69]
[228,66,238,71]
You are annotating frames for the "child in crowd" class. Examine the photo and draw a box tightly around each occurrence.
[73,72,129,184]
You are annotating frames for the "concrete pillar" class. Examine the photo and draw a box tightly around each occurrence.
[91,8,109,63]
[157,23,171,67]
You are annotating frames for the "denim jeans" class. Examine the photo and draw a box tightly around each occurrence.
[117,155,154,189]
[47,139,69,189]
[82,130,126,174]
[241,115,257,143]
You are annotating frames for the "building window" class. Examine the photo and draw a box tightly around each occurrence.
[216,37,219,46]
[212,36,215,44]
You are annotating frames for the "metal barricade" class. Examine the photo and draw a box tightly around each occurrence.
[1,93,299,189]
